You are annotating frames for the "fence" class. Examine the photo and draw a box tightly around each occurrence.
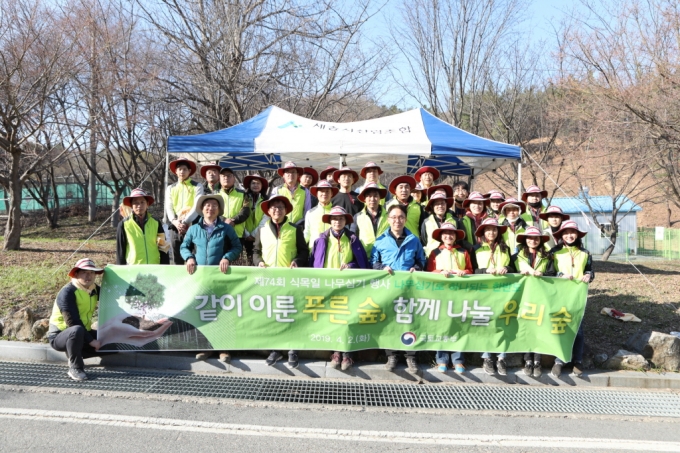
[629,227,680,260]
[0,183,130,214]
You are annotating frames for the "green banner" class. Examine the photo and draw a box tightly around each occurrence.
[98,265,588,361]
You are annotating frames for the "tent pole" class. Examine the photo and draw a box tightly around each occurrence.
[339,154,346,168]
[517,162,522,199]
[164,145,169,224]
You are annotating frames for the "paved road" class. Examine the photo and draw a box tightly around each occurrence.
[2,386,680,452]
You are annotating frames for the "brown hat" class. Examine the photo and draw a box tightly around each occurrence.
[388,175,417,195]
[261,195,293,215]
[194,194,225,214]
[474,218,508,238]
[333,167,359,184]
[425,192,453,212]
[516,226,550,244]
[426,184,453,199]
[320,166,338,180]
[432,222,466,242]
[321,206,354,225]
[200,162,222,179]
[357,182,387,202]
[68,258,104,278]
[301,167,319,186]
[310,180,339,198]
[462,191,489,208]
[414,166,440,182]
[498,197,527,214]
[554,220,587,238]
[522,185,548,201]
[360,161,384,178]
[122,188,154,207]
[539,205,570,221]
[243,174,269,194]
[277,161,301,178]
[169,158,197,176]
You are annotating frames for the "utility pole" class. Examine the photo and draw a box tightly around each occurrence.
[88,27,98,223]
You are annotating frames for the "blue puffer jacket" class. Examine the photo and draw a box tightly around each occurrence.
[180,217,243,265]
[370,228,426,271]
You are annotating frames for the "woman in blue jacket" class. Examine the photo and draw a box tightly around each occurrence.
[180,194,243,363]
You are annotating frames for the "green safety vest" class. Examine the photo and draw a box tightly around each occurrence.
[278,185,307,224]
[324,232,354,268]
[423,213,456,255]
[123,215,161,265]
[49,286,97,331]
[553,245,589,279]
[433,247,468,271]
[244,194,265,235]
[218,188,247,236]
[515,249,550,273]
[461,216,475,246]
[386,198,421,238]
[355,208,389,255]
[170,179,199,218]
[523,206,548,229]
[475,242,511,269]
[260,221,298,268]
[503,222,526,253]
[360,182,388,206]
[306,203,333,249]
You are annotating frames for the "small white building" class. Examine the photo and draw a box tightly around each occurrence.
[549,195,642,255]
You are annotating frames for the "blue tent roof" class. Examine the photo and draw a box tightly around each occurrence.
[550,196,642,215]
[167,106,520,177]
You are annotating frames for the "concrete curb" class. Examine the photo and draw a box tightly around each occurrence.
[3,341,680,389]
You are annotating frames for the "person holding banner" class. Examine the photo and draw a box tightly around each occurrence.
[331,167,364,216]
[473,218,515,376]
[181,194,243,363]
[351,182,389,256]
[539,205,570,248]
[549,220,594,378]
[270,161,312,225]
[303,180,338,248]
[371,204,427,373]
[310,206,369,371]
[253,195,309,369]
[498,197,528,254]
[356,162,391,205]
[386,175,424,238]
[165,158,204,264]
[512,226,556,378]
[116,189,169,265]
[426,222,472,374]
[243,173,269,266]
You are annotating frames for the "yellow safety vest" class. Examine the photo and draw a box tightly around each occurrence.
[306,203,333,249]
[170,179,198,218]
[475,242,511,270]
[433,247,468,271]
[355,208,389,255]
[523,206,548,229]
[245,194,265,235]
[278,185,307,224]
[503,222,526,253]
[324,232,354,268]
[553,245,589,279]
[123,215,161,265]
[260,221,298,268]
[386,198,421,238]
[461,216,474,245]
[515,249,550,273]
[218,188,247,236]
[423,213,456,255]
[49,286,97,331]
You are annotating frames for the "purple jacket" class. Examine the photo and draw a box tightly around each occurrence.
[310,228,370,269]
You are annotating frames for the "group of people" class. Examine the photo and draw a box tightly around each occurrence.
[49,157,593,382]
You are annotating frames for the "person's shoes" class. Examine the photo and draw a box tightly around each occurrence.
[385,355,398,371]
[266,351,283,366]
[437,364,448,373]
[219,352,231,364]
[551,363,563,378]
[329,352,342,369]
[196,352,212,360]
[533,364,543,378]
[287,353,299,369]
[454,364,466,374]
[523,360,533,376]
[497,359,507,376]
[406,356,419,373]
[341,357,353,371]
[483,358,495,375]
[67,367,87,381]
[572,362,584,378]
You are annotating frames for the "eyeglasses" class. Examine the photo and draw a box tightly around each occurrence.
[388,216,406,220]
[269,205,286,211]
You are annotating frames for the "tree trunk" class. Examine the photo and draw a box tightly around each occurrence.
[667,201,672,228]
[111,189,123,228]
[601,230,618,262]
[3,156,23,251]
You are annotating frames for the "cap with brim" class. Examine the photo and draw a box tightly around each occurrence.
[360,162,383,178]
[302,167,319,186]
[169,158,197,176]
[554,220,587,238]
[122,188,154,207]
[194,194,225,215]
[333,167,359,184]
[388,175,417,195]
[357,182,387,202]
[414,166,440,182]
[321,206,354,225]
[485,191,505,201]
[261,195,293,215]
[426,192,454,212]
[521,185,548,202]
[277,161,301,178]
[475,218,508,237]
[426,184,454,199]
[219,167,235,175]
[310,180,339,198]
[68,258,104,278]
[499,198,527,214]
[320,166,338,180]
[539,205,570,221]
[200,163,222,179]
[432,222,466,242]
[243,174,269,194]
[516,226,550,244]
[463,191,490,208]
